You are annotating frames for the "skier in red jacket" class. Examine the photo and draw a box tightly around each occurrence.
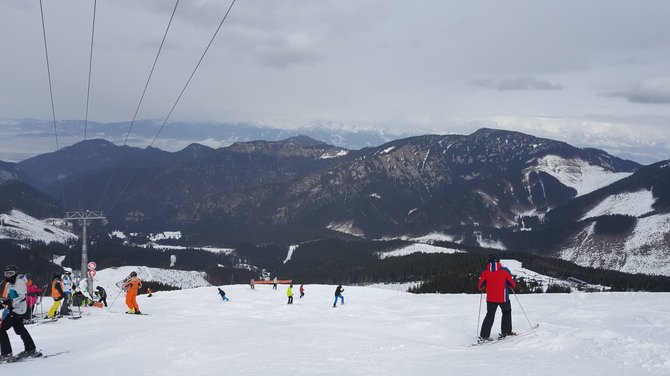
[478,254,517,341]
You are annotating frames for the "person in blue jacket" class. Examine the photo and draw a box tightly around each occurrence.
[218,288,229,302]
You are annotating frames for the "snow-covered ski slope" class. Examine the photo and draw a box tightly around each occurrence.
[0,210,76,244]
[525,155,632,197]
[11,285,670,375]
[85,266,210,293]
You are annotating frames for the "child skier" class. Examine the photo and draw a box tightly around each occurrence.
[0,265,40,362]
[299,284,305,299]
[218,288,229,302]
[47,273,64,319]
[123,272,142,314]
[60,271,72,316]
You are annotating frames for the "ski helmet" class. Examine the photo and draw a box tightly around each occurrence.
[130,271,138,277]
[4,264,18,278]
[487,254,500,263]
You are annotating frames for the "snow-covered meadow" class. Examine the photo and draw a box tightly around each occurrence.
[8,285,670,375]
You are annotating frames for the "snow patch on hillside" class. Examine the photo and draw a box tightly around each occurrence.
[581,190,655,220]
[475,233,507,250]
[364,281,422,292]
[0,210,77,244]
[527,155,632,196]
[284,245,298,264]
[52,255,66,267]
[560,215,670,276]
[327,220,365,237]
[149,244,234,255]
[377,243,464,259]
[410,232,455,243]
[620,213,670,275]
[378,146,395,155]
[87,266,210,294]
[149,231,182,242]
[109,230,127,240]
[502,259,608,291]
[319,149,348,159]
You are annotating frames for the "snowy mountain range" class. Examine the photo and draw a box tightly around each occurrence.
[1,128,669,276]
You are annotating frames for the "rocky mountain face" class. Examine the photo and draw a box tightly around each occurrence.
[5,127,670,276]
[10,129,638,242]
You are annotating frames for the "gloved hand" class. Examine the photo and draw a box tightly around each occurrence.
[1,298,12,309]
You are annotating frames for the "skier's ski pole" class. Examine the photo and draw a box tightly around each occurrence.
[107,288,124,313]
[476,291,483,338]
[511,288,536,335]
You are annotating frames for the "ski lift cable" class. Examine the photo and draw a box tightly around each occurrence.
[39,0,66,209]
[106,0,237,215]
[96,0,180,211]
[148,0,237,148]
[78,0,98,210]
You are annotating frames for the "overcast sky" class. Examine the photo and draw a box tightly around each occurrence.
[1,0,669,162]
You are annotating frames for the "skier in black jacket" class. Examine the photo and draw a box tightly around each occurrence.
[96,286,108,307]
[333,285,344,307]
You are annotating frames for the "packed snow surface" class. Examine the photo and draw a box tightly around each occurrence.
[377,243,463,259]
[528,155,632,196]
[581,189,655,220]
[15,285,670,375]
[0,210,77,244]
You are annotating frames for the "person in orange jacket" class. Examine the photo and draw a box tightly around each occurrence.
[123,272,142,314]
[47,274,64,319]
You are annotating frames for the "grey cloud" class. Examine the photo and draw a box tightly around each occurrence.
[608,77,670,104]
[473,76,564,91]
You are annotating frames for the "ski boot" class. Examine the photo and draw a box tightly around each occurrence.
[478,336,494,343]
[498,332,517,339]
[15,349,42,360]
[0,353,15,363]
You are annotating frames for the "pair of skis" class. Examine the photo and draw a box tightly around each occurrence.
[470,323,539,347]
[0,350,69,364]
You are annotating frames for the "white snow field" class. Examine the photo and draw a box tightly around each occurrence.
[9,285,670,375]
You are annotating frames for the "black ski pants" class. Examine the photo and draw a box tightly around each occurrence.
[480,301,512,338]
[287,296,293,304]
[0,312,36,355]
[100,296,108,307]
